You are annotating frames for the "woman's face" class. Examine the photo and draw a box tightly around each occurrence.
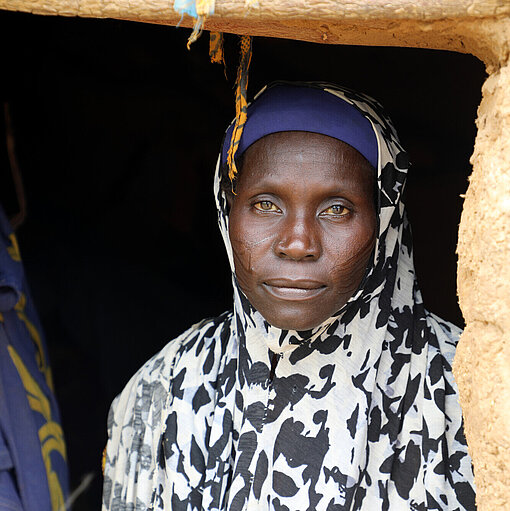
[228,131,377,331]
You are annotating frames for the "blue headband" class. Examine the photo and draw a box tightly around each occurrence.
[221,83,378,170]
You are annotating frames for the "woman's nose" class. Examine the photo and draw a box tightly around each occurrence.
[275,214,321,261]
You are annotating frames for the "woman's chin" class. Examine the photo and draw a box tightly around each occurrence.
[246,287,345,332]
[260,310,327,332]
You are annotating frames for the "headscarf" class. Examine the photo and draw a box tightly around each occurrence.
[103,82,475,510]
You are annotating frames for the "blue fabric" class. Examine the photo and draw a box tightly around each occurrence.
[0,427,13,472]
[0,204,69,511]
[173,0,215,17]
[173,0,198,17]
[0,470,23,511]
[0,238,22,312]
[221,82,378,169]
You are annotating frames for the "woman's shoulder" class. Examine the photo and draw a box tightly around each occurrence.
[425,310,463,367]
[109,311,234,416]
[103,311,233,508]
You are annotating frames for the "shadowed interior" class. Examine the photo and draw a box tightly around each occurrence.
[0,11,485,509]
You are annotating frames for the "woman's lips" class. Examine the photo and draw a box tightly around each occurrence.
[262,279,327,301]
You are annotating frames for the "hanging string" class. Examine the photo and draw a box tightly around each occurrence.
[227,35,253,183]
[174,0,215,48]
[209,31,224,64]
[186,16,207,49]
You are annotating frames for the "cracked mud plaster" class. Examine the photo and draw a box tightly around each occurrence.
[454,61,510,511]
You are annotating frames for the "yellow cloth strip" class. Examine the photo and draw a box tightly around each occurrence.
[15,293,54,391]
[209,31,224,64]
[102,446,107,475]
[8,345,52,420]
[8,345,66,511]
[227,35,253,182]
[7,233,21,262]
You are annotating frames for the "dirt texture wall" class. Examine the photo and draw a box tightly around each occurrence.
[455,57,510,509]
[1,0,510,509]
[1,0,510,65]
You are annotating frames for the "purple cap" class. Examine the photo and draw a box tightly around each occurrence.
[221,83,378,170]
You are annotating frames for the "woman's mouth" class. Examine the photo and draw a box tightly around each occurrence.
[262,279,327,301]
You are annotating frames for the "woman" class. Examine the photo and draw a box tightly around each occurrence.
[102,82,476,510]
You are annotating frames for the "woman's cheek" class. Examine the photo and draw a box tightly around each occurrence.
[231,236,266,298]
[329,235,375,292]
[231,239,253,282]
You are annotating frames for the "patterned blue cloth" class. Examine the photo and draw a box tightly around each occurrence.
[0,204,69,511]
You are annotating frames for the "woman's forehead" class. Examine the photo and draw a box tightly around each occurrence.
[241,132,374,174]
[238,132,375,191]
[245,131,360,159]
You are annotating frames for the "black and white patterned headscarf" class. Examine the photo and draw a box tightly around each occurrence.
[103,83,476,511]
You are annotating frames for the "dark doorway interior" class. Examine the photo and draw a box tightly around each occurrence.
[0,11,486,509]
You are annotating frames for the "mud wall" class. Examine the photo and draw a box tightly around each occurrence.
[455,61,510,509]
[0,0,509,508]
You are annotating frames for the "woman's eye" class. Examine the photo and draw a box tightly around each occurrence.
[321,204,349,216]
[254,201,280,212]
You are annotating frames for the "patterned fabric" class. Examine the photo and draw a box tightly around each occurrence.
[227,35,253,181]
[209,32,224,65]
[0,204,69,511]
[103,83,476,510]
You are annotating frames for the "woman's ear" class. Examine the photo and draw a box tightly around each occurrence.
[225,190,235,211]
